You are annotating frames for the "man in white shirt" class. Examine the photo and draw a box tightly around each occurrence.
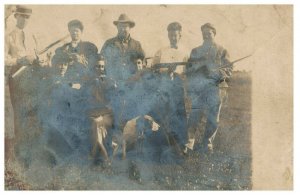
[152,22,189,79]
[5,5,46,167]
[151,22,188,159]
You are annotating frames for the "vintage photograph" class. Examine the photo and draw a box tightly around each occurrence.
[3,4,292,190]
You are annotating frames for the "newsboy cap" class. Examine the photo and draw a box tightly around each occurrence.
[14,5,32,16]
[68,19,84,31]
[201,23,216,35]
[113,14,135,28]
[167,22,182,32]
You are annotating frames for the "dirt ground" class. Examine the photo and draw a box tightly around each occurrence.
[5,71,251,190]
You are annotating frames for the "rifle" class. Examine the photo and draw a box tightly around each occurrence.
[152,57,206,70]
[152,54,252,73]
[12,34,70,78]
[211,54,252,71]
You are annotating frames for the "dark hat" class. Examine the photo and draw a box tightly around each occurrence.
[14,5,32,16]
[167,22,182,32]
[113,14,135,28]
[68,19,84,31]
[201,23,216,35]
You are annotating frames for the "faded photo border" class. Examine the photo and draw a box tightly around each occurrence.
[0,0,297,192]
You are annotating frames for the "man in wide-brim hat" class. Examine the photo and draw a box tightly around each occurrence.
[113,13,135,28]
[99,13,145,161]
[100,13,144,80]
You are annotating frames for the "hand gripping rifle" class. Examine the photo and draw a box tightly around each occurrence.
[12,34,70,78]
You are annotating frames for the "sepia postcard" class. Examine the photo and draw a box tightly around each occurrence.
[3,4,293,190]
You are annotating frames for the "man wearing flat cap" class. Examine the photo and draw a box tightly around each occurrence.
[5,5,45,165]
[99,14,145,156]
[185,23,232,155]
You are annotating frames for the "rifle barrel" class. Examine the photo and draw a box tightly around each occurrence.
[216,54,252,70]
[152,58,206,68]
[230,54,252,64]
[12,35,70,79]
[37,34,69,55]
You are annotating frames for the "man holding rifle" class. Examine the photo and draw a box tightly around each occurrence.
[5,5,49,166]
[151,22,189,160]
[184,23,232,155]
[152,22,189,79]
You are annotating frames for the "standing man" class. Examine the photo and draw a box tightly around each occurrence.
[52,19,98,81]
[100,13,145,82]
[99,14,145,152]
[151,22,189,159]
[5,5,43,166]
[152,22,189,79]
[185,23,232,154]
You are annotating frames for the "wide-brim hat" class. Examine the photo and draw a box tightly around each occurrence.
[14,5,32,16]
[113,14,135,28]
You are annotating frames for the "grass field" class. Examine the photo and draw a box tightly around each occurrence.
[5,71,251,190]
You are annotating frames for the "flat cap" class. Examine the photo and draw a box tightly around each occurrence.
[201,23,216,35]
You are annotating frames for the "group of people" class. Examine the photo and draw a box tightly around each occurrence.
[5,5,232,170]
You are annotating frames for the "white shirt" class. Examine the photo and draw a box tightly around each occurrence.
[152,44,189,75]
[5,27,37,66]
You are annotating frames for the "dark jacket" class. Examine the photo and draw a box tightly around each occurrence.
[187,42,232,90]
[52,41,98,79]
[100,35,145,81]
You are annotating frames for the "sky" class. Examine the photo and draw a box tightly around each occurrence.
[5,5,293,71]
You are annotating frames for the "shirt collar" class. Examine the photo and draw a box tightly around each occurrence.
[170,44,178,49]
[15,27,26,35]
[71,40,81,48]
[118,34,131,43]
[203,40,215,48]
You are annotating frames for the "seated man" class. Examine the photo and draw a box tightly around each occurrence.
[38,53,82,165]
[87,56,115,165]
